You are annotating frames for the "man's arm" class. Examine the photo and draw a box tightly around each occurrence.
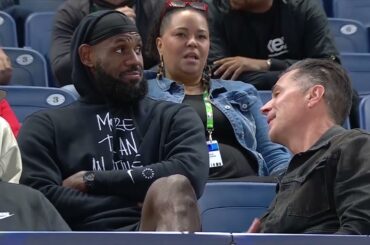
[18,113,138,225]
[0,48,12,85]
[300,0,340,63]
[334,131,370,234]
[207,1,230,63]
[268,0,340,71]
[50,2,86,86]
[82,105,209,200]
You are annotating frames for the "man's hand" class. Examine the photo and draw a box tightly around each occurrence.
[246,218,261,233]
[213,56,269,80]
[116,6,136,23]
[0,48,12,85]
[63,171,88,192]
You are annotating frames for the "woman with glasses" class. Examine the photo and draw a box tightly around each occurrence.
[146,0,291,180]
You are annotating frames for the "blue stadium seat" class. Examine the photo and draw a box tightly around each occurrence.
[24,12,54,57]
[0,232,232,245]
[359,94,370,131]
[0,85,77,122]
[333,0,370,26]
[328,18,368,53]
[18,0,65,12]
[0,11,18,47]
[233,234,370,245]
[2,47,49,86]
[341,52,370,94]
[198,182,276,232]
[24,12,55,86]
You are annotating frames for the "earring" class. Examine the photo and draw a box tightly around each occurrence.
[157,55,164,80]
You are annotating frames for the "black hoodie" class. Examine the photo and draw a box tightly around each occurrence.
[19,10,208,231]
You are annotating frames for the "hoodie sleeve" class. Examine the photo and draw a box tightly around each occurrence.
[18,113,143,225]
[91,104,209,200]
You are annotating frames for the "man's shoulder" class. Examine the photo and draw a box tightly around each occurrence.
[282,0,321,12]
[329,128,370,147]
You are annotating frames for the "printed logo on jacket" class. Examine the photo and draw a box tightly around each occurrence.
[267,36,289,57]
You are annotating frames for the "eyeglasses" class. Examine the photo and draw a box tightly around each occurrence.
[166,0,208,11]
[160,0,208,21]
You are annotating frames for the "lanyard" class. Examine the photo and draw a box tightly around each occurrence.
[203,90,214,141]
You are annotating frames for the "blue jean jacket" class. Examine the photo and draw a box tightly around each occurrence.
[145,71,290,176]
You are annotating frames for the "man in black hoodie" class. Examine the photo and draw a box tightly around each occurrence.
[19,10,208,231]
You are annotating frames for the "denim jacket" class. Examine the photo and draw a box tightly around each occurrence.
[145,71,290,176]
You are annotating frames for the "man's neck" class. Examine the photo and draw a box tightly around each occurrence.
[287,120,335,155]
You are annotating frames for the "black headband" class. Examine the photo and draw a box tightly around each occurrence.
[86,11,138,45]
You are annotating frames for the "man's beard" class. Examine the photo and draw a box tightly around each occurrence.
[94,64,148,106]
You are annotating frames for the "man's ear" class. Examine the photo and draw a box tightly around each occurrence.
[78,44,94,68]
[307,84,325,108]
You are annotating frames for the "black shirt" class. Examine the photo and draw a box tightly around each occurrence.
[183,94,258,179]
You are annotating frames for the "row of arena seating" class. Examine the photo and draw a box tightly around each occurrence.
[322,0,370,24]
[4,12,370,54]
[1,231,370,245]
[3,85,369,135]
[1,11,370,91]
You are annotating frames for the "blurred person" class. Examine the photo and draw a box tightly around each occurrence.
[0,116,70,231]
[0,49,21,136]
[0,48,12,85]
[0,114,21,183]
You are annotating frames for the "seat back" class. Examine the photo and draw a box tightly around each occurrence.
[333,0,370,26]
[198,182,276,232]
[341,52,370,94]
[24,12,55,86]
[24,12,54,57]
[0,11,18,47]
[328,18,368,52]
[359,94,370,131]
[3,47,49,86]
[0,85,77,122]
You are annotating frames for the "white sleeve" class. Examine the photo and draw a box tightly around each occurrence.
[0,117,22,183]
